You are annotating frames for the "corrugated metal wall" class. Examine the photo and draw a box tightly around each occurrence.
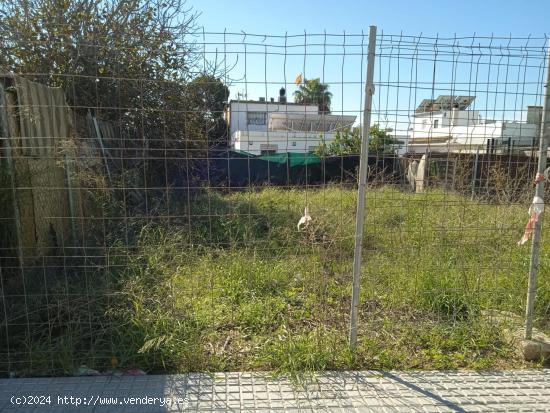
[1,75,79,263]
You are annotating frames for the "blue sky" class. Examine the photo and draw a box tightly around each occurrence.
[193,0,549,37]
[189,0,549,133]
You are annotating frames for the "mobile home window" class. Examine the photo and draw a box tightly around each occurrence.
[247,111,267,125]
[433,119,439,128]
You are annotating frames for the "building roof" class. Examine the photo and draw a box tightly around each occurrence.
[269,113,356,132]
[415,95,475,113]
[228,99,317,107]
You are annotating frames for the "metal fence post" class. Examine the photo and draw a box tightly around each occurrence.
[525,45,550,340]
[349,25,377,350]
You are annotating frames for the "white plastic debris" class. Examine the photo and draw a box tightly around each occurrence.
[518,196,545,246]
[297,206,312,230]
[124,368,147,376]
[415,154,427,193]
[535,167,550,184]
[529,196,545,215]
[406,160,419,192]
[76,365,100,376]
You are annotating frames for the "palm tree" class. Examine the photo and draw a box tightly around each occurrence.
[293,78,332,114]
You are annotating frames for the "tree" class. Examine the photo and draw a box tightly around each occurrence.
[293,78,332,114]
[0,0,233,171]
[186,74,230,147]
[368,124,400,154]
[315,124,398,156]
[0,0,199,116]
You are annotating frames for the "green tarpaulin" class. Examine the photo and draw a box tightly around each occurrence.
[230,151,322,167]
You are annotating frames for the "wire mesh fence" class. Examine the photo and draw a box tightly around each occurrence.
[1,18,549,377]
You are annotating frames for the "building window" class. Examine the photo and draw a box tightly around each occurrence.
[249,141,253,145]
[247,111,266,125]
[260,144,277,155]
[433,119,439,129]
[292,141,297,146]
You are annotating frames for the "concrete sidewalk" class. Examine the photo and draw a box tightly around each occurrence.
[1,369,549,412]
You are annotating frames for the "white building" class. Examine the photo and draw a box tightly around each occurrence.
[400,96,541,154]
[225,88,356,155]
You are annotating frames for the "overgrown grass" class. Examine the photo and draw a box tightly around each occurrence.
[6,185,550,377]
[103,186,549,377]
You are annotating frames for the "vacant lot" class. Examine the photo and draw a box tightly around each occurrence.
[96,186,548,376]
[13,185,550,377]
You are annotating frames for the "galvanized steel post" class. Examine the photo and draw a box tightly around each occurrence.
[349,25,377,350]
[525,45,550,340]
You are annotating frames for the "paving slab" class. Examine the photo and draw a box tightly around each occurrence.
[0,370,549,412]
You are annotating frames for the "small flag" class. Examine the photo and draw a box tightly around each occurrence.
[294,73,303,86]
